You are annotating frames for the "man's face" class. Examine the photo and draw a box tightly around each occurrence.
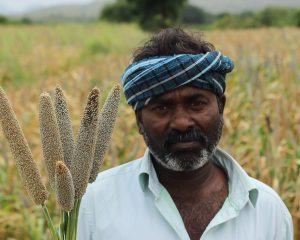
[137,85,225,172]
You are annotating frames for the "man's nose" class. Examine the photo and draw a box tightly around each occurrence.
[169,108,194,132]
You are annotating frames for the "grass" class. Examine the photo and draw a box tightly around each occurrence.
[0,22,299,239]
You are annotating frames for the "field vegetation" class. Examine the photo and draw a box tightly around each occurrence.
[0,22,299,239]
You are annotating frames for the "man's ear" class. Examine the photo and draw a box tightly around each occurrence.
[218,95,226,114]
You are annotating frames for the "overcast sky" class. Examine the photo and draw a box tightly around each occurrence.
[0,0,95,14]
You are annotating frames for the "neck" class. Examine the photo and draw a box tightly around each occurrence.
[151,154,227,198]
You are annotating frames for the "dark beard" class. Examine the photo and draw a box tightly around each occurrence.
[139,117,224,171]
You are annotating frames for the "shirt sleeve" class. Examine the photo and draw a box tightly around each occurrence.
[273,196,294,240]
[283,211,294,240]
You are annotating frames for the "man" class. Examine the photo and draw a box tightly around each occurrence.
[77,28,293,240]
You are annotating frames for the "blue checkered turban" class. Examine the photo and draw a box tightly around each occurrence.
[121,51,234,110]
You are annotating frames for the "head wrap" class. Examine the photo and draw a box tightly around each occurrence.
[121,51,234,110]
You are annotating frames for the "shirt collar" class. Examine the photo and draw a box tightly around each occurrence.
[139,148,161,198]
[138,147,258,208]
[213,148,258,208]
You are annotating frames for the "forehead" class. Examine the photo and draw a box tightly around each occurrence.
[149,85,216,103]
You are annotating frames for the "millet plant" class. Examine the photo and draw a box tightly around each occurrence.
[0,85,121,239]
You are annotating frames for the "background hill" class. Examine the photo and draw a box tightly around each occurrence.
[190,0,300,13]
[14,0,114,21]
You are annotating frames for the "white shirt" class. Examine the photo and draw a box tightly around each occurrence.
[77,148,293,240]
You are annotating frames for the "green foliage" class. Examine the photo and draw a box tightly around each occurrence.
[212,7,300,29]
[100,3,300,30]
[212,12,259,29]
[21,17,33,25]
[181,4,215,24]
[132,0,187,31]
[0,15,33,25]
[294,9,300,27]
[100,0,136,23]
[256,7,297,27]
[213,13,241,29]
[100,0,187,31]
[0,15,8,24]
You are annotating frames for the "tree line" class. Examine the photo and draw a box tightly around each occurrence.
[100,0,300,31]
[1,1,300,30]
[0,16,32,25]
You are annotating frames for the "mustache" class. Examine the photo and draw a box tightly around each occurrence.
[164,128,208,149]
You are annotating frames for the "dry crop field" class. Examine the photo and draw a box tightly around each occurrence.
[0,22,299,239]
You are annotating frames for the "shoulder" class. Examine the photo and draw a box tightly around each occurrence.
[248,177,294,238]
[95,157,142,182]
[88,157,142,194]
[77,158,144,237]
[217,148,291,217]
[80,157,143,208]
[249,177,292,221]
[250,178,286,207]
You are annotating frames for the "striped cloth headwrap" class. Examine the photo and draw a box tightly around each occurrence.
[121,51,234,110]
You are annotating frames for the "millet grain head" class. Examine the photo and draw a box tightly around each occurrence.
[55,161,75,212]
[72,87,100,199]
[0,88,47,205]
[39,92,64,189]
[89,85,121,183]
[54,86,75,171]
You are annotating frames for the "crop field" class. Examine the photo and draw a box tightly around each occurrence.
[0,22,299,239]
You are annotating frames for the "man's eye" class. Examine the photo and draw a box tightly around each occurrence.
[153,105,168,112]
[190,101,207,107]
